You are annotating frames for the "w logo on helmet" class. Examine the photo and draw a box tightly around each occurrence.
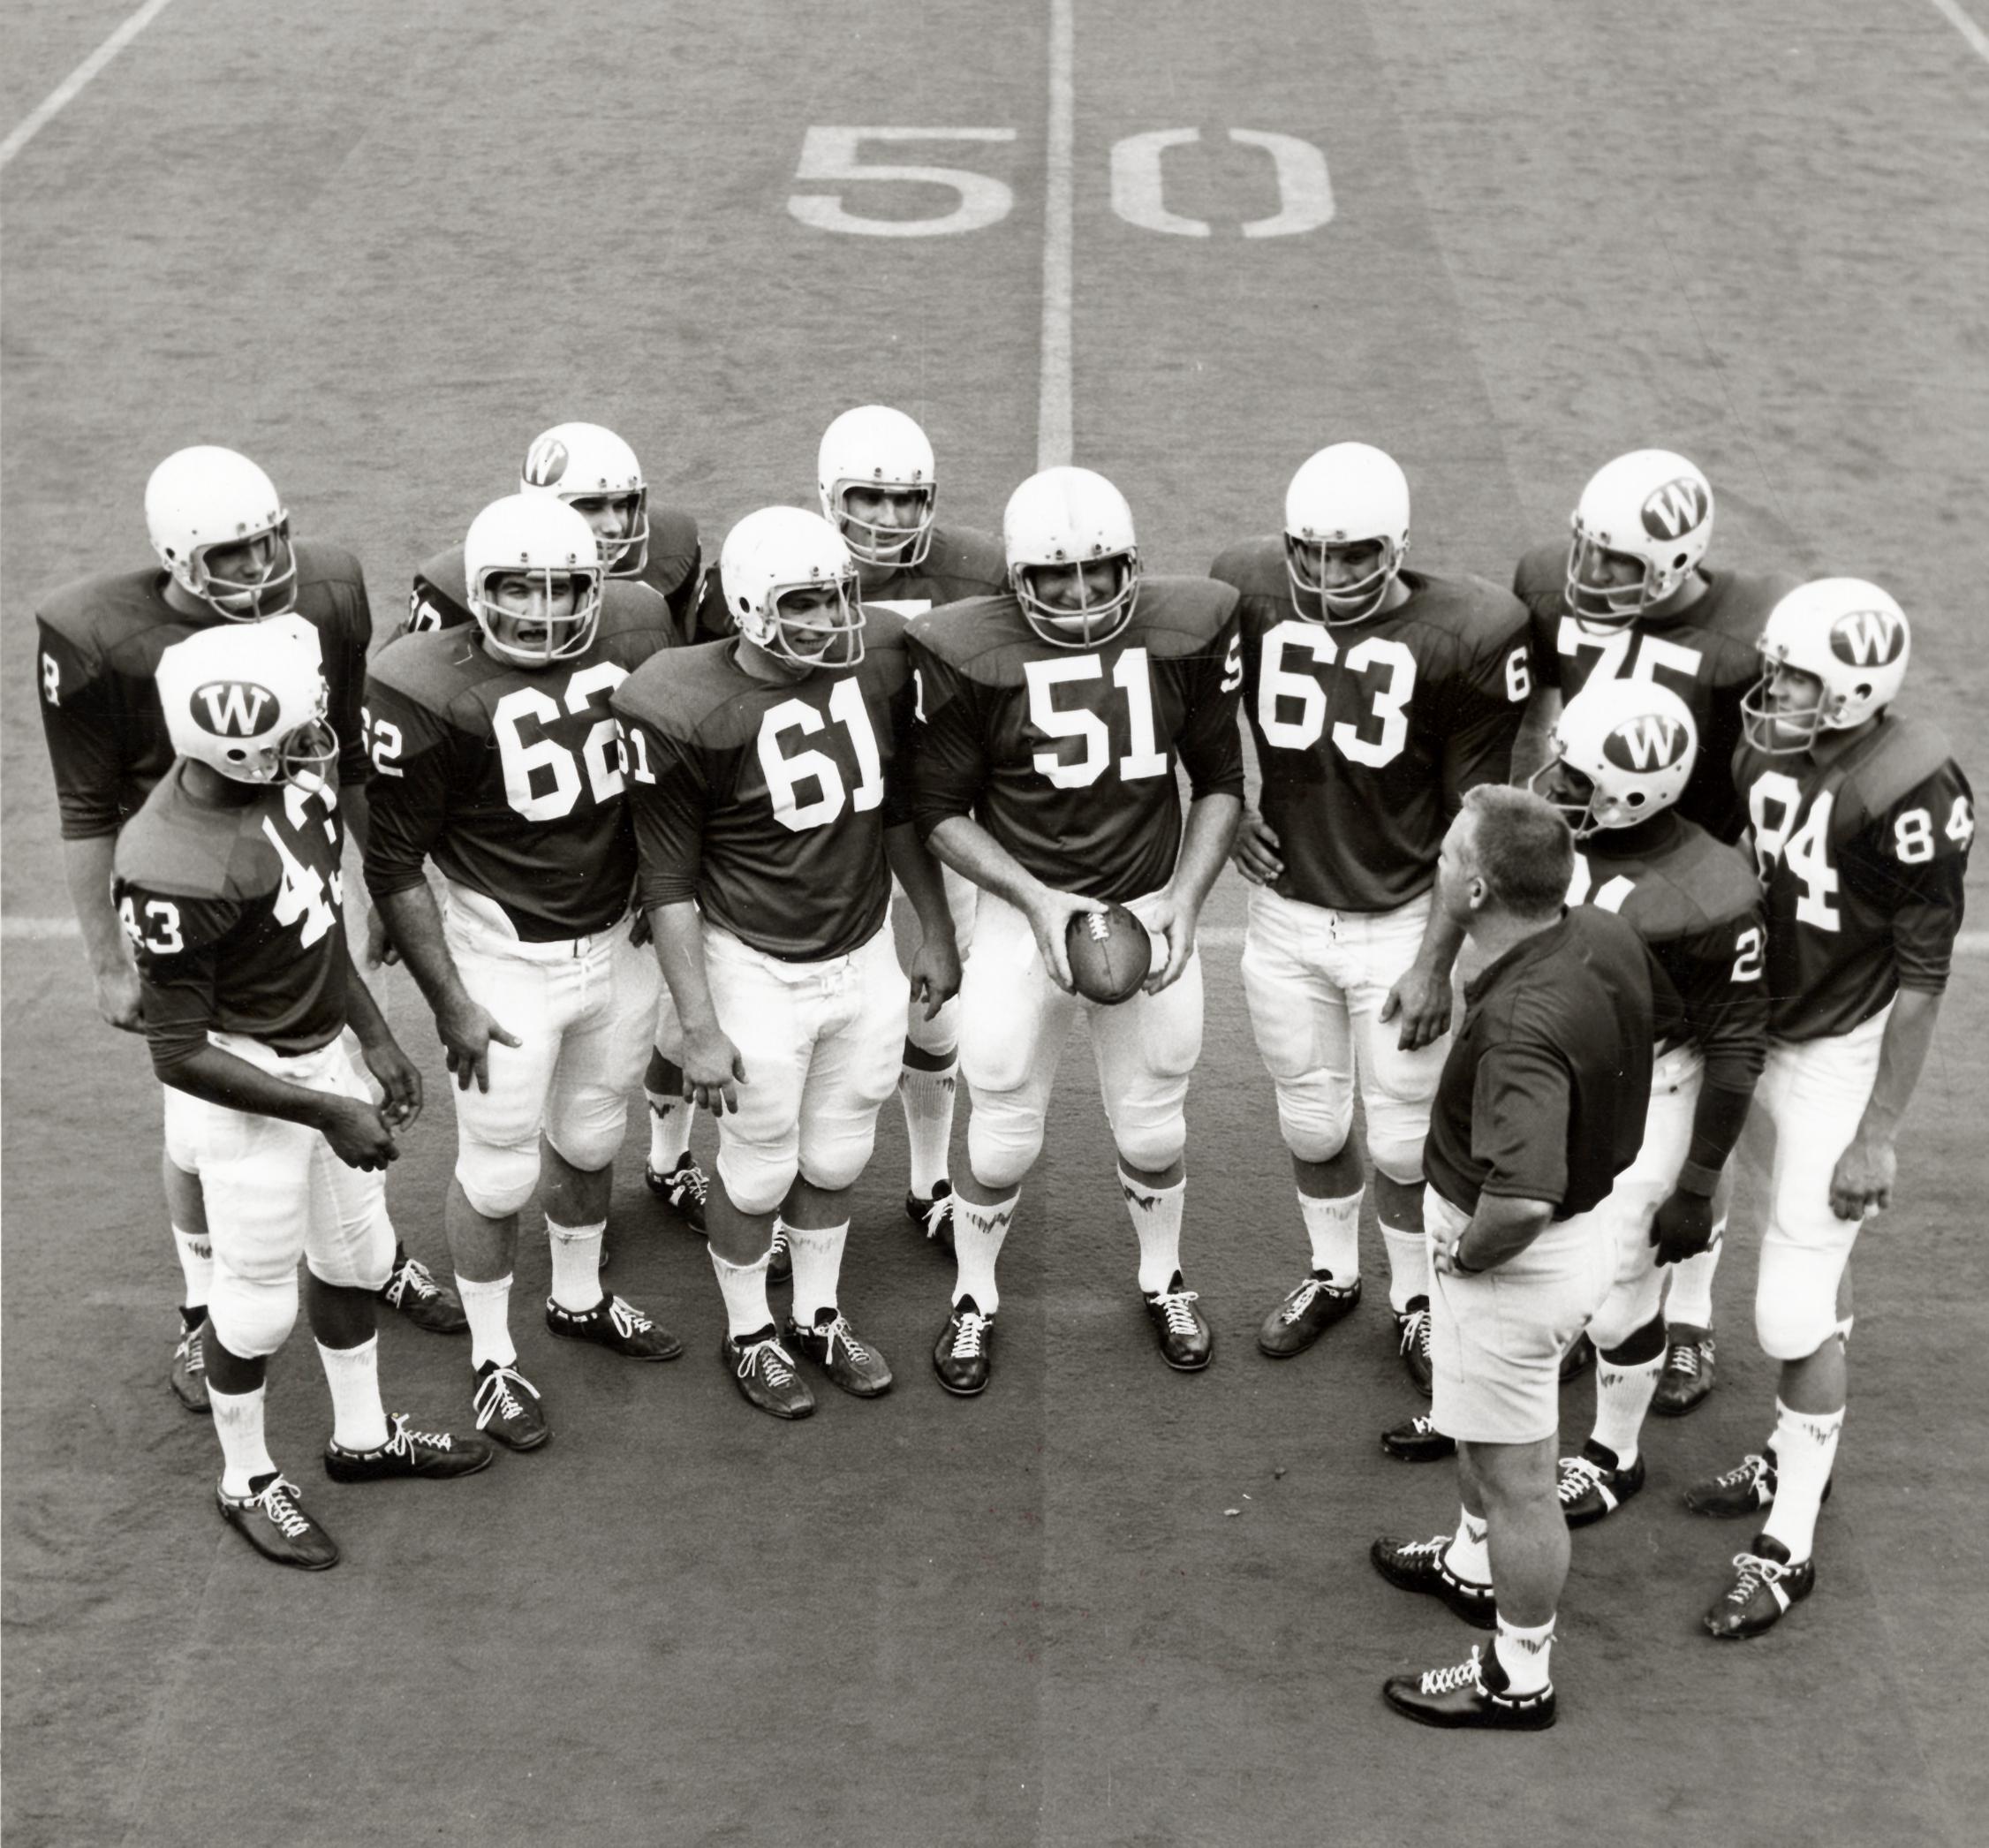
[1640,477,1710,541]
[1602,712,1689,773]
[191,680,275,737]
[1830,606,1906,668]
[522,436,571,488]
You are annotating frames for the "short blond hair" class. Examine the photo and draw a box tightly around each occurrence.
[1461,785,1572,919]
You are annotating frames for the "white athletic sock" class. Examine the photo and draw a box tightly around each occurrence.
[646,1092,692,1173]
[210,1382,278,1497]
[712,1247,775,1341]
[1297,1192,1361,1281]
[1591,1352,1665,1467]
[173,1224,213,1311]
[1380,1218,1431,1313]
[898,1062,958,1200]
[1445,1507,1491,1586]
[953,1189,1017,1314]
[1762,1398,1844,1564]
[787,1222,849,1327]
[1494,1613,1555,1694]
[1122,1170,1186,1296]
[457,1273,517,1370]
[547,1217,606,1312]
[315,1336,389,1452]
[1663,1227,1723,1329]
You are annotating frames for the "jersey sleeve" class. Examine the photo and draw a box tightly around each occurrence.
[359,670,456,902]
[115,880,242,1074]
[1513,549,1566,691]
[663,542,705,638]
[328,578,374,790]
[1470,1037,1569,1207]
[624,717,710,912]
[1875,764,1974,995]
[1176,617,1247,802]
[905,644,988,841]
[692,564,734,643]
[36,617,125,840]
[1441,630,1528,813]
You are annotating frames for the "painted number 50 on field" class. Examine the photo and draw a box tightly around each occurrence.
[789,126,1333,239]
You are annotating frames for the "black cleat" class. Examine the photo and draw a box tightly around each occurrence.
[1705,1534,1816,1640]
[1145,1271,1213,1372]
[723,1328,815,1420]
[1257,1271,1359,1358]
[1652,1328,1716,1417]
[170,1317,211,1414]
[1370,1533,1495,1631]
[1382,1646,1555,1731]
[1684,1449,1831,1519]
[324,1413,494,1482]
[377,1249,468,1336]
[472,1360,550,1452]
[545,1292,683,1361]
[785,1309,894,1397]
[1380,1411,1456,1463]
[645,1155,708,1235]
[767,1225,792,1287]
[934,1296,995,1397]
[906,1180,955,1252]
[1557,1443,1645,1526]
[1395,1297,1433,1397]
[217,1473,340,1571]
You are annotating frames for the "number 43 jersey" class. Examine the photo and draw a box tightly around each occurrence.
[362,602,676,942]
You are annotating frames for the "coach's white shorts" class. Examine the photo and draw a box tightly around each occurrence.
[442,883,659,1219]
[702,919,904,1215]
[958,889,1202,1190]
[1743,1004,1890,1361]
[1239,883,1449,1183]
[893,864,979,1059]
[1588,1042,1702,1352]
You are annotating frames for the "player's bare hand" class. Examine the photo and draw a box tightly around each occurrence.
[321,1096,400,1171]
[907,932,962,1021]
[1142,891,1199,996]
[1230,808,1284,887]
[628,909,654,950]
[1829,1132,1895,1222]
[436,997,521,1094]
[1025,886,1096,994]
[363,905,401,969]
[1650,1186,1717,1265]
[1380,956,1453,1051]
[360,1034,424,1131]
[93,958,145,1034]
[681,1024,746,1114]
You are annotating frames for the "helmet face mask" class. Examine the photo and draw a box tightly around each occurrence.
[521,424,649,579]
[1563,451,1713,634]
[1003,466,1140,649]
[1282,443,1410,625]
[465,495,606,669]
[818,405,937,569]
[1739,579,1910,754]
[1527,678,1698,838]
[146,446,299,621]
[156,613,337,788]
[721,506,866,673]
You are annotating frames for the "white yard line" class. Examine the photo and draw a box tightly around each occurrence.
[1925,0,1989,64]
[1036,0,1076,470]
[0,0,180,171]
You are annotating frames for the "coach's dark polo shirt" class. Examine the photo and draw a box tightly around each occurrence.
[1426,906,1655,1223]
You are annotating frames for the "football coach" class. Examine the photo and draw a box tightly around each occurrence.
[1371,784,1655,1731]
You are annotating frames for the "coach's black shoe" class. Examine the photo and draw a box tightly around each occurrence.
[217,1473,340,1571]
[785,1308,894,1398]
[1557,1442,1645,1526]
[767,1225,792,1287]
[1684,1449,1830,1519]
[472,1360,550,1452]
[546,1292,683,1361]
[1652,1328,1716,1416]
[645,1155,709,1235]
[724,1328,815,1420]
[906,1181,955,1252]
[1258,1271,1359,1358]
[1146,1272,1213,1372]
[1382,1646,1555,1731]
[325,1413,494,1483]
[377,1248,468,1336]
[1369,1534,1496,1631]
[1560,1332,1595,1382]
[1380,1411,1456,1463]
[1395,1297,1434,1397]
[170,1314,211,1414]
[934,1296,994,1397]
[1705,1534,1816,1640]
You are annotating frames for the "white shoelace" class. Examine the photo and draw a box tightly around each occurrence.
[1395,1534,1450,1565]
[1399,1307,1431,1359]
[1151,1288,1201,1337]
[248,1476,312,1539]
[922,1195,953,1241]
[384,1256,443,1306]
[816,1316,871,1364]
[608,1296,654,1337]
[666,1162,708,1208]
[473,1364,540,1429]
[177,1327,206,1375]
[1711,1452,1773,1495]
[1282,1276,1345,1322]
[380,1413,455,1456]
[738,1338,799,1387]
[1558,1456,1607,1503]
[1725,1550,1790,1603]
[1418,1647,1485,1695]
[1667,1341,1701,1379]
[948,1311,990,1359]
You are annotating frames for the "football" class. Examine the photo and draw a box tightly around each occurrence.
[1065,903,1153,1004]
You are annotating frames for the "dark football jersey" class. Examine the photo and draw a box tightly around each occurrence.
[612,613,917,961]
[1515,544,1798,843]
[1213,543,1530,913]
[1734,716,1972,1041]
[363,600,674,941]
[1573,813,1768,1098]
[36,541,373,841]
[401,511,704,642]
[906,579,1245,905]
[114,763,350,1068]
[693,522,1008,637]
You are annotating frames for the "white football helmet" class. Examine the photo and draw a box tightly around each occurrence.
[1282,443,1410,624]
[1531,678,1697,838]
[1741,579,1910,754]
[519,422,649,577]
[145,446,297,620]
[818,405,936,569]
[1564,450,1713,632]
[1003,466,1140,648]
[156,614,335,786]
[718,506,865,670]
[464,494,605,668]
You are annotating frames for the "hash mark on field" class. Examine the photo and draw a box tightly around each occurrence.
[1037,0,1076,469]
[1925,0,1989,64]
[0,0,181,170]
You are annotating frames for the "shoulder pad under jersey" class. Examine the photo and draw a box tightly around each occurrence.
[1208,535,1288,604]
[1511,542,1567,614]
[594,581,679,654]
[1834,716,1962,831]
[1395,571,1530,648]
[1128,577,1240,655]
[612,640,760,746]
[1624,827,1761,941]
[367,626,509,720]
[644,506,701,592]
[919,525,1008,595]
[291,538,366,597]
[35,567,170,663]
[114,779,261,902]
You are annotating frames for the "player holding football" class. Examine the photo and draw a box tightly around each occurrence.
[1215,443,1531,1388]
[365,495,683,1453]
[909,466,1245,1392]
[1512,451,1800,1413]
[35,445,462,1416]
[616,507,958,1419]
[1690,579,1970,1638]
[116,617,489,1570]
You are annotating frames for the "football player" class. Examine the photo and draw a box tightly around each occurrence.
[615,507,958,1418]
[115,617,489,1570]
[1690,579,1970,1638]
[1215,443,1531,1389]
[364,496,683,1453]
[908,466,1245,1392]
[1512,451,1801,1413]
[34,445,462,1416]
[394,422,713,1231]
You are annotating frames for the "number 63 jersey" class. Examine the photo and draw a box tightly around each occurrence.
[1735,716,1974,1041]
